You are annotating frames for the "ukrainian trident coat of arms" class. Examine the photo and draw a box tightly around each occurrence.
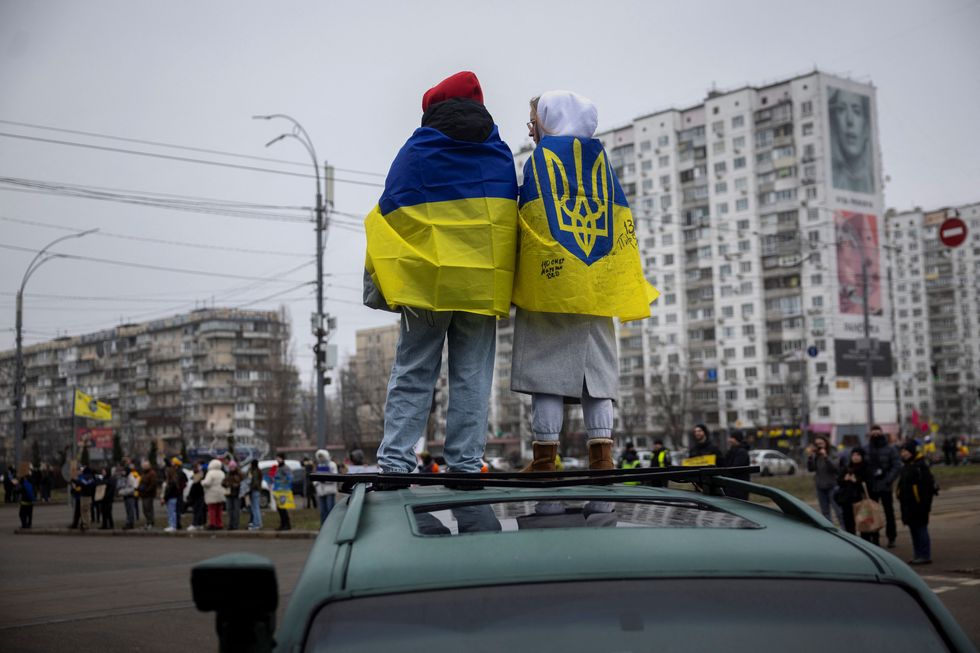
[531,137,615,265]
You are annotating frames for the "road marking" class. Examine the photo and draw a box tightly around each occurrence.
[931,586,957,595]
[921,575,980,585]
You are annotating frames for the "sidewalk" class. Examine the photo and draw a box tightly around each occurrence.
[15,526,316,539]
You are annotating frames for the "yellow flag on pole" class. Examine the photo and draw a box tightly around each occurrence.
[74,389,112,421]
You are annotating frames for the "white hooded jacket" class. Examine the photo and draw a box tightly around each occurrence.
[201,459,226,505]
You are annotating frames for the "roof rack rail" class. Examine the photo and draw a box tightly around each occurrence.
[703,475,833,529]
[311,465,761,492]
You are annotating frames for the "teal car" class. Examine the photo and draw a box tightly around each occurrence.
[192,467,976,652]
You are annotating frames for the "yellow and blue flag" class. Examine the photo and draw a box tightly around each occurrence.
[364,126,519,317]
[74,388,112,421]
[513,136,658,321]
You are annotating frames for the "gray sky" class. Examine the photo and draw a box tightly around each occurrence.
[2,0,978,384]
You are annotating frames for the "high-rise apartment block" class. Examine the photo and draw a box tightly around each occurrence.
[884,203,980,436]
[0,308,296,463]
[508,71,897,450]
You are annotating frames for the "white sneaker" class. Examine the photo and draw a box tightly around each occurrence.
[186,525,198,531]
[164,527,176,532]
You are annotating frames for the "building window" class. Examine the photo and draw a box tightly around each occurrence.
[735,198,749,211]
[663,254,674,265]
[732,115,745,128]
[658,155,670,167]
[737,219,750,231]
[734,177,748,191]
[714,161,727,174]
[715,181,728,194]
[733,156,746,169]
[713,141,726,154]
[801,122,814,136]
[716,202,729,215]
[745,388,759,399]
[812,296,823,307]
[743,345,756,357]
[733,135,746,150]
[657,135,670,147]
[722,306,734,318]
[801,100,813,116]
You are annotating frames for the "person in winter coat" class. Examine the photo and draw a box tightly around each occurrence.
[513,90,654,473]
[688,424,722,464]
[807,436,843,526]
[76,466,96,531]
[866,425,902,548]
[17,472,35,528]
[117,464,138,529]
[162,465,181,532]
[222,460,244,530]
[370,71,518,481]
[897,440,936,565]
[837,447,874,540]
[186,462,206,531]
[721,430,752,499]
[137,460,158,530]
[201,459,226,530]
[247,459,263,531]
[99,464,117,530]
[313,449,339,525]
[273,454,293,531]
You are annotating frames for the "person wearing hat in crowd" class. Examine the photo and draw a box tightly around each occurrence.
[16,469,35,529]
[866,424,902,548]
[648,439,670,487]
[201,458,226,531]
[366,71,519,483]
[897,440,937,565]
[836,447,874,540]
[98,463,117,530]
[137,459,158,530]
[511,90,656,473]
[688,424,721,465]
[722,430,752,499]
[222,459,244,530]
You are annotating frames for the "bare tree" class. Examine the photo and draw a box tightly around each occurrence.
[261,340,300,452]
[648,363,697,449]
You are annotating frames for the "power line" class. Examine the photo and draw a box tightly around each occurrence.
[0,118,388,178]
[0,132,385,187]
[0,215,312,257]
[0,242,313,283]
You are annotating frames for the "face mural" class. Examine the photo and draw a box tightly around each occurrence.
[828,87,875,194]
[835,211,882,316]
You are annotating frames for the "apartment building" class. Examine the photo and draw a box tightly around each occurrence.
[506,70,898,452]
[0,308,296,463]
[885,203,980,437]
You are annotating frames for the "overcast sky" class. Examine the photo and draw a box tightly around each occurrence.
[2,0,978,385]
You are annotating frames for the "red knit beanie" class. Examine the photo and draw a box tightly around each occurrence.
[422,71,484,112]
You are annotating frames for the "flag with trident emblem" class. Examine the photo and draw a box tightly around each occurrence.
[513,135,658,321]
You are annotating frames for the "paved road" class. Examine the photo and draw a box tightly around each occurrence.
[1,486,977,651]
[0,502,313,652]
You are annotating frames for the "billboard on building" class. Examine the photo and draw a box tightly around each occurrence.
[834,339,893,377]
[828,86,875,193]
[835,211,882,315]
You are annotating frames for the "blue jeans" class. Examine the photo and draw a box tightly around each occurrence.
[377,310,496,473]
[909,523,931,560]
[816,485,844,526]
[531,391,613,441]
[166,498,178,529]
[319,493,336,524]
[249,490,262,528]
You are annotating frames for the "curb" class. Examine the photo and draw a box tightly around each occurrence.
[14,527,317,539]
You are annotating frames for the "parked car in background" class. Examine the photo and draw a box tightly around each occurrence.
[750,449,798,476]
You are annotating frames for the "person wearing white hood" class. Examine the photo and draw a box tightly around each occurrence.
[511,90,656,473]
[200,458,226,531]
[313,449,338,524]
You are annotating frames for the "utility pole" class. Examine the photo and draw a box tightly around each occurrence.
[862,257,875,432]
[253,115,329,450]
[13,229,98,472]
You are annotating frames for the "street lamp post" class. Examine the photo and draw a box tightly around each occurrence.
[253,114,328,450]
[13,229,98,471]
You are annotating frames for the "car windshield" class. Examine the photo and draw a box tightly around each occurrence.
[304,579,949,653]
[411,498,761,536]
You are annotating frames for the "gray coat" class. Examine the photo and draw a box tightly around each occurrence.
[510,308,618,400]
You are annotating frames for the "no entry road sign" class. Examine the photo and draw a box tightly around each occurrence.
[939,217,967,248]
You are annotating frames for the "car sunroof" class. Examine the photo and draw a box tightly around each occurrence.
[412,498,762,536]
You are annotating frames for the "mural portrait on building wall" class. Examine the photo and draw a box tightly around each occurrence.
[835,211,882,315]
[828,87,875,193]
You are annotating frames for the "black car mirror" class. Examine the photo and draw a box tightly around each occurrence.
[191,553,278,653]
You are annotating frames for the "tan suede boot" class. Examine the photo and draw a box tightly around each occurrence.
[520,441,559,473]
[588,438,615,470]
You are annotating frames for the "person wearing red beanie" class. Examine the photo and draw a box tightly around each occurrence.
[421,70,483,112]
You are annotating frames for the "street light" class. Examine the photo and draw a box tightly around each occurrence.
[13,228,99,472]
[253,114,328,450]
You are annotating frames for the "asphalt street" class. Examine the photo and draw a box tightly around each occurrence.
[1,486,977,651]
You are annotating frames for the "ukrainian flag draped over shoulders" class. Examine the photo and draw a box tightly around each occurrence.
[513,136,658,321]
[364,126,519,317]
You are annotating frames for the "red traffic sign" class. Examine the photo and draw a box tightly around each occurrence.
[939,217,967,248]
